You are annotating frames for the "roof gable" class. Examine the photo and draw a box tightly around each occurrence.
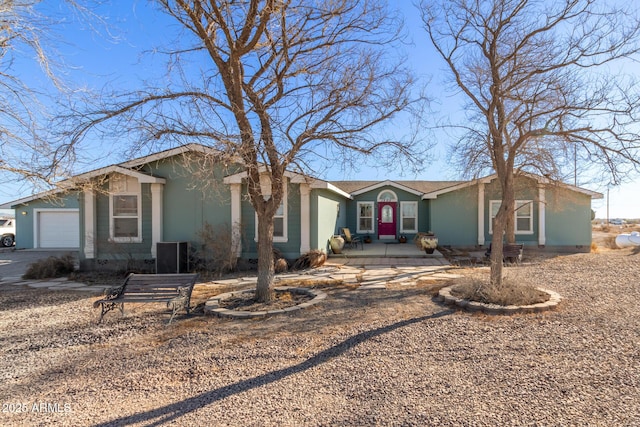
[421,173,604,199]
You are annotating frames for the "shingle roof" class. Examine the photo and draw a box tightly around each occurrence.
[328,180,466,195]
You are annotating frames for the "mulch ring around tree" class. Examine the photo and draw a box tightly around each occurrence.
[204,286,327,318]
[220,289,313,311]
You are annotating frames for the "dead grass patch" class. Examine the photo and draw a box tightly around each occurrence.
[603,236,618,249]
[451,274,549,306]
[415,279,452,296]
[220,290,313,312]
[277,278,344,289]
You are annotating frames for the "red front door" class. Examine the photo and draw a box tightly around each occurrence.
[378,202,396,240]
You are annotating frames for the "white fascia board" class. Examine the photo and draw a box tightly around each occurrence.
[309,181,353,199]
[223,170,352,199]
[421,178,490,200]
[521,172,603,199]
[421,172,603,200]
[69,165,166,184]
[351,180,424,197]
[0,189,57,208]
[119,143,217,168]
[0,186,78,208]
[223,168,310,184]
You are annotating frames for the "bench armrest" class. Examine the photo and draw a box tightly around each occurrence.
[103,284,125,300]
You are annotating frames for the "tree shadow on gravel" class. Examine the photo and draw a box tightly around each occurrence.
[93,309,453,427]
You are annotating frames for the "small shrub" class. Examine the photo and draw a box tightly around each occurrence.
[590,242,599,253]
[451,274,549,306]
[23,255,75,280]
[292,250,327,270]
[274,257,288,273]
[604,236,618,249]
[194,222,240,276]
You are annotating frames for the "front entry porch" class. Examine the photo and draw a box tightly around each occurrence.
[327,242,449,267]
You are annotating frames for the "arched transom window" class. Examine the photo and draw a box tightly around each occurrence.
[377,190,397,202]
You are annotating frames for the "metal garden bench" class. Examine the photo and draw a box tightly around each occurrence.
[93,273,198,324]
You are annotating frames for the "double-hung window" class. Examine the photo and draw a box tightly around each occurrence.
[110,174,142,242]
[357,202,374,234]
[400,201,418,233]
[255,176,288,242]
[489,200,533,234]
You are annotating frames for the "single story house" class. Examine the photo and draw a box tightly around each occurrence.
[0,144,602,270]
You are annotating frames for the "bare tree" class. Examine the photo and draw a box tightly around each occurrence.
[421,0,640,286]
[0,1,97,193]
[66,0,427,302]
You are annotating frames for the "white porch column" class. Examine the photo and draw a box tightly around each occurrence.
[477,182,485,245]
[150,183,164,258]
[83,189,96,259]
[299,184,311,254]
[230,183,242,257]
[538,184,546,246]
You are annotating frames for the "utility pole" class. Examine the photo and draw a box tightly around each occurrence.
[607,187,610,225]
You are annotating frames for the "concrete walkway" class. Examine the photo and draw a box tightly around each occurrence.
[0,244,458,293]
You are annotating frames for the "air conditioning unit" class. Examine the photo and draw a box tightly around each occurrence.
[156,242,189,274]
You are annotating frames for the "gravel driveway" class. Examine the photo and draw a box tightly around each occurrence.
[0,250,639,426]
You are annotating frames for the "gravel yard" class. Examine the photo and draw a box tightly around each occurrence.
[1,250,639,426]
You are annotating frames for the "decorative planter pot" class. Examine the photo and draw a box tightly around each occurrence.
[399,236,407,243]
[415,232,438,254]
[364,236,372,244]
[330,235,345,254]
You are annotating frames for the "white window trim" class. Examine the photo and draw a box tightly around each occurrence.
[489,199,534,235]
[357,201,375,234]
[255,179,288,243]
[109,177,142,243]
[400,201,418,233]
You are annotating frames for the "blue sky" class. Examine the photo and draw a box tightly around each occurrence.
[0,1,638,219]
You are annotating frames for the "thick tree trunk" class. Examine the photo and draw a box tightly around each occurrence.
[489,172,516,288]
[490,209,506,287]
[505,201,516,244]
[255,212,275,302]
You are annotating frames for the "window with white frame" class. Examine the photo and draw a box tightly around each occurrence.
[255,176,287,242]
[110,174,141,242]
[357,202,374,233]
[489,200,533,234]
[400,201,418,233]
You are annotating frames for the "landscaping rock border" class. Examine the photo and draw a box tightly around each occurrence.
[437,285,562,315]
[204,286,327,318]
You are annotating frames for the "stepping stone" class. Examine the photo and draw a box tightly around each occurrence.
[431,273,464,279]
[27,281,60,288]
[359,283,387,290]
[209,278,243,285]
[54,282,86,289]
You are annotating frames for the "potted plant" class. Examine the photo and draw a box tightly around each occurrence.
[364,235,372,244]
[415,231,438,254]
[398,234,407,243]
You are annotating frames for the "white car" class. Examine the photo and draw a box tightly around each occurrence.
[0,217,15,247]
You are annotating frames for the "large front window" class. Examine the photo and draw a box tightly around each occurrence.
[489,200,533,234]
[357,202,374,233]
[110,175,141,242]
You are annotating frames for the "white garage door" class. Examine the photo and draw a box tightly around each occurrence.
[38,210,80,248]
